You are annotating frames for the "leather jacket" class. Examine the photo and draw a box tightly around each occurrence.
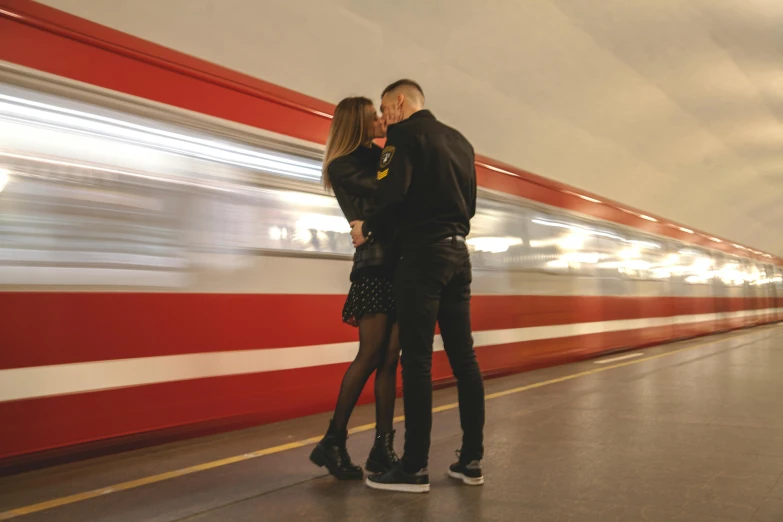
[328,145,395,279]
[328,144,381,224]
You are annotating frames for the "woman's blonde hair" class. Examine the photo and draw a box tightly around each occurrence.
[322,96,377,190]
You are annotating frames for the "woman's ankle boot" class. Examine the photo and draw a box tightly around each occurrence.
[365,429,400,473]
[309,420,363,480]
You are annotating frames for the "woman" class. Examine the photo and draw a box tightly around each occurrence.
[309,97,401,480]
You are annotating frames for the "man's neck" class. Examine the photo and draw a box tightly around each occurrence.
[403,106,423,120]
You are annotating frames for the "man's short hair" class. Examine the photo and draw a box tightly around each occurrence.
[381,79,425,101]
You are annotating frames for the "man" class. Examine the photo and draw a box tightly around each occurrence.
[350,79,485,493]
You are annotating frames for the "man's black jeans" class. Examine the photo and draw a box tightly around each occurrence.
[394,237,485,471]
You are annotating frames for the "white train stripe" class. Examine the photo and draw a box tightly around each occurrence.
[471,310,776,346]
[0,308,780,403]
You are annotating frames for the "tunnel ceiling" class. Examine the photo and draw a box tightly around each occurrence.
[38,0,783,257]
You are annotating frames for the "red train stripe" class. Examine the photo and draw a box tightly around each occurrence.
[0,293,778,369]
[0,318,775,460]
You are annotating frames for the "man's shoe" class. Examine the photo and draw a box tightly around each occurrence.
[365,463,430,493]
[447,450,484,486]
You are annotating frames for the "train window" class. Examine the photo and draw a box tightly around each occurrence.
[466,197,527,270]
[748,262,767,288]
[190,188,353,256]
[760,264,782,296]
[525,211,605,275]
[596,228,669,281]
[775,268,783,291]
[715,254,747,287]
[765,264,779,289]
[525,214,669,280]
[675,247,715,285]
[0,167,189,287]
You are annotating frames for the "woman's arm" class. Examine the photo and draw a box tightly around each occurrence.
[328,156,376,197]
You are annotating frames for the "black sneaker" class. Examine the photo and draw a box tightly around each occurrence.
[365,463,430,493]
[448,451,484,486]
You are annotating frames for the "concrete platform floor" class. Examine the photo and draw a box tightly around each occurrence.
[2,324,783,522]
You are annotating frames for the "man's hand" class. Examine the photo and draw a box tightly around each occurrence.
[349,220,367,247]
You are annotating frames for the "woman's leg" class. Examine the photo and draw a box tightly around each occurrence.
[373,322,400,432]
[366,322,402,473]
[310,313,391,479]
[331,313,391,431]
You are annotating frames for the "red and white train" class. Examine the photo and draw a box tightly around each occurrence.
[1,0,781,465]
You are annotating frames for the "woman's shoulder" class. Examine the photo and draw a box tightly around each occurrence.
[354,143,382,160]
[328,147,379,175]
[327,154,361,177]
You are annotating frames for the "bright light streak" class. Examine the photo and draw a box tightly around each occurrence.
[0,94,323,181]
[467,236,523,253]
[558,234,584,251]
[295,214,350,234]
[531,218,661,249]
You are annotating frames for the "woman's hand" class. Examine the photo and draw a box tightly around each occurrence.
[349,221,367,247]
[382,103,403,127]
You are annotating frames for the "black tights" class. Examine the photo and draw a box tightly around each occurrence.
[331,314,400,433]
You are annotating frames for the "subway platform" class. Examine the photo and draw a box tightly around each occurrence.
[1,324,783,522]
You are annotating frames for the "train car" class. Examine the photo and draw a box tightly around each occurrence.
[1,1,781,466]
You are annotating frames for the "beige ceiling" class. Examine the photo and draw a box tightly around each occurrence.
[38,0,783,256]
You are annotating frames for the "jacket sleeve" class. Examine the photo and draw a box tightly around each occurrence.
[361,127,414,241]
[327,156,376,197]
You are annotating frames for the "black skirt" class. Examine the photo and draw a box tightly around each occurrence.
[342,274,396,327]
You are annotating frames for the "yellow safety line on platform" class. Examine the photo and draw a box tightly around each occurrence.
[0,327,774,520]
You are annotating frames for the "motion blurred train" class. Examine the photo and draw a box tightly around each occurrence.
[1,2,781,465]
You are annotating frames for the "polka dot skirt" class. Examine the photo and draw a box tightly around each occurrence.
[342,275,396,327]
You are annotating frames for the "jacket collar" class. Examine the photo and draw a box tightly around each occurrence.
[388,109,434,131]
[408,109,434,121]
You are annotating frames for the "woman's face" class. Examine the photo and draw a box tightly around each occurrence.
[367,104,386,140]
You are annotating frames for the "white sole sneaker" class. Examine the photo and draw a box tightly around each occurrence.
[365,477,430,493]
[448,469,485,486]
